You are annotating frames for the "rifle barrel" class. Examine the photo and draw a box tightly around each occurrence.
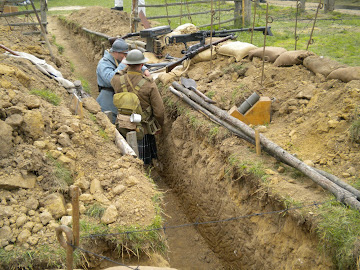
[166,35,235,73]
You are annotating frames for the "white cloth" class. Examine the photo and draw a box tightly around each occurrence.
[114,0,123,8]
[6,51,75,89]
[114,0,145,15]
[138,0,146,16]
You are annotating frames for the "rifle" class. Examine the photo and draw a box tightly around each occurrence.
[108,25,172,54]
[165,26,273,52]
[166,34,236,73]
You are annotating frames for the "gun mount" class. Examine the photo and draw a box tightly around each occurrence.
[139,25,172,53]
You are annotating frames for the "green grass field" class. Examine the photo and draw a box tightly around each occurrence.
[40,0,360,66]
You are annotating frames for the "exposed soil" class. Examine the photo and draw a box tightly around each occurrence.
[1,4,360,270]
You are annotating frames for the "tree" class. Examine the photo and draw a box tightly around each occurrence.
[324,0,335,12]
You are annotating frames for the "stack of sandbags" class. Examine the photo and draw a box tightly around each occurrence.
[303,55,347,77]
[217,41,257,62]
[248,46,287,63]
[327,66,360,82]
[273,50,315,67]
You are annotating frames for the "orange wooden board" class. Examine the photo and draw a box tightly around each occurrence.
[229,97,271,125]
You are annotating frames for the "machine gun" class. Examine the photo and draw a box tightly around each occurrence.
[166,34,236,73]
[165,26,273,53]
[109,25,172,55]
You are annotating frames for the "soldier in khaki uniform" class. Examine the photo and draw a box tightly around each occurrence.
[111,49,164,166]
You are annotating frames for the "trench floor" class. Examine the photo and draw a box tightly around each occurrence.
[47,15,225,270]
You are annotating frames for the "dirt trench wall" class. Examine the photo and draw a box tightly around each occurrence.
[158,114,333,269]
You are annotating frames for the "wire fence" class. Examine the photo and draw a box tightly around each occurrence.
[59,196,347,269]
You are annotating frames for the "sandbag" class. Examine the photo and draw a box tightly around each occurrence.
[218,41,257,62]
[173,23,198,34]
[192,47,216,63]
[157,72,176,85]
[303,55,347,77]
[273,50,315,67]
[144,52,161,63]
[327,67,360,82]
[162,24,198,47]
[248,46,287,63]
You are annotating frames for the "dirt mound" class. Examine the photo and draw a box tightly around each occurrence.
[0,12,165,270]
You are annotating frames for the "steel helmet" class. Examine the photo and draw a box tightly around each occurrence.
[123,49,148,65]
[110,38,128,53]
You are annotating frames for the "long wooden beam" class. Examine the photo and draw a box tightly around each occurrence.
[0,9,41,17]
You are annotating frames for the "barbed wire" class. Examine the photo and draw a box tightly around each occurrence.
[80,197,344,240]
[62,194,359,269]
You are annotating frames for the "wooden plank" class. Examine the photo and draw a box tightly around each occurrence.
[126,131,139,157]
[3,5,18,13]
[8,22,47,26]
[69,93,84,119]
[0,9,41,17]
[229,97,271,126]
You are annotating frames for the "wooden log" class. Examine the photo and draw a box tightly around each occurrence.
[172,81,360,211]
[169,86,256,145]
[82,27,111,40]
[115,129,137,157]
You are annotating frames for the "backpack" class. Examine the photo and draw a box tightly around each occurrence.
[113,74,147,140]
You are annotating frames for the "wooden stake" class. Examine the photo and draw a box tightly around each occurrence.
[71,186,80,247]
[126,131,139,156]
[255,129,261,155]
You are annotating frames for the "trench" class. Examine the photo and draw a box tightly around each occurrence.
[47,15,334,270]
[47,16,227,270]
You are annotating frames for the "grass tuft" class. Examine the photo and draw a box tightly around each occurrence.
[30,88,61,106]
[316,200,360,269]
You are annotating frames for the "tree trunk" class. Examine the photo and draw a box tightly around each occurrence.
[300,0,306,11]
[324,0,335,12]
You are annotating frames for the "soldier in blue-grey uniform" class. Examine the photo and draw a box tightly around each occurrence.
[96,39,149,123]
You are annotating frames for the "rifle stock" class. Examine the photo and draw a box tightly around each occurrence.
[166,35,236,73]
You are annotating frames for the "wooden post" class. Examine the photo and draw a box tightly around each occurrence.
[70,93,84,119]
[255,129,261,155]
[242,0,245,27]
[71,186,80,247]
[126,131,139,156]
[55,226,74,270]
[234,0,241,28]
[29,0,55,62]
[245,0,252,26]
[40,0,47,32]
[131,0,138,33]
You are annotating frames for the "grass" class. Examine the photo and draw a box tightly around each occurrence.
[39,0,359,66]
[0,244,80,270]
[30,88,61,105]
[85,203,106,218]
[46,153,73,186]
[79,191,166,261]
[316,200,360,269]
[51,35,64,54]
